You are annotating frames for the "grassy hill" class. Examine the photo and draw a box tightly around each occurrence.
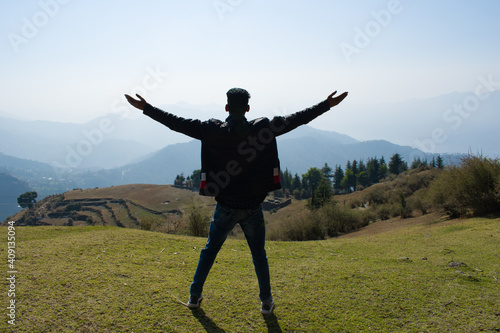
[1,214,499,332]
[6,184,302,237]
[6,185,217,229]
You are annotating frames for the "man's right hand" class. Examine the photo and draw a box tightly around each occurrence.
[327,91,348,108]
[125,94,147,111]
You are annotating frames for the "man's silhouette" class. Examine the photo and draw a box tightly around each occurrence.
[125,88,348,314]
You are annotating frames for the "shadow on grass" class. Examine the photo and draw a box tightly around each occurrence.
[263,313,283,333]
[190,308,283,332]
[191,308,226,332]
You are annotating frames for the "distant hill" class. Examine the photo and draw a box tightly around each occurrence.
[0,125,456,196]
[0,103,220,170]
[110,125,450,185]
[313,90,500,157]
[0,152,73,196]
[2,89,497,177]
[0,114,171,170]
[0,173,32,221]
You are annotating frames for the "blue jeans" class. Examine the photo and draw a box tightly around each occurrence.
[190,203,272,302]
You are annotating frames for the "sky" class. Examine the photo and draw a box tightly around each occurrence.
[1,0,499,124]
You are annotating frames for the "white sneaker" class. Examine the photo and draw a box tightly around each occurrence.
[260,300,274,314]
[187,295,203,309]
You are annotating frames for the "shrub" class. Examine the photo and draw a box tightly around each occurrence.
[293,189,301,200]
[86,216,94,225]
[399,194,413,219]
[408,188,433,215]
[363,185,389,205]
[374,204,391,220]
[140,216,154,231]
[429,155,500,217]
[140,215,183,234]
[316,201,365,237]
[267,212,324,241]
[186,200,211,237]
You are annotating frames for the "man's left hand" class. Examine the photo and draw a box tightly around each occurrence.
[125,94,147,111]
[327,91,348,108]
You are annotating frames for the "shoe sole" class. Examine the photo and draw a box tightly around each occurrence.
[187,297,203,309]
[260,303,274,315]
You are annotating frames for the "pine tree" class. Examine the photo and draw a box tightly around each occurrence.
[321,163,333,185]
[341,169,356,193]
[367,157,380,185]
[436,155,444,169]
[351,160,358,176]
[333,165,344,194]
[312,178,333,208]
[389,153,407,175]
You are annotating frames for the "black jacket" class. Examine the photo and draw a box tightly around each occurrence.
[143,100,331,207]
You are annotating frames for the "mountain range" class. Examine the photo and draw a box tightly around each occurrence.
[4,90,497,220]
[1,123,448,193]
[313,90,500,157]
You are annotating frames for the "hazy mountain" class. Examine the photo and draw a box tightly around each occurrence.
[2,90,497,173]
[5,89,493,197]
[315,90,500,157]
[101,126,447,186]
[0,103,224,171]
[0,124,450,198]
[0,173,32,221]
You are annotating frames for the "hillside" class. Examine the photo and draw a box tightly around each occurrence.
[2,215,499,331]
[6,185,216,229]
[5,184,297,232]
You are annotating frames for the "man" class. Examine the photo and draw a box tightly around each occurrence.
[125,88,348,314]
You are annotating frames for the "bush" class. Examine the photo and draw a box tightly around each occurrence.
[363,185,389,205]
[316,202,363,237]
[140,216,154,231]
[267,212,325,241]
[293,189,301,200]
[429,155,500,217]
[399,194,413,219]
[408,188,433,215]
[186,200,211,237]
[374,204,391,220]
[267,201,366,241]
[141,215,183,234]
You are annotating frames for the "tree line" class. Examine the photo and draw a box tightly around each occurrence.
[174,153,444,207]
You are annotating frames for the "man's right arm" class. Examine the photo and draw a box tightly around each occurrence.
[143,103,204,140]
[124,94,204,140]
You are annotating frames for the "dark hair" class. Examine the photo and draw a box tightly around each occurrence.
[226,88,250,113]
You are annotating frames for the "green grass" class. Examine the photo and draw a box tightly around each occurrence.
[1,216,500,332]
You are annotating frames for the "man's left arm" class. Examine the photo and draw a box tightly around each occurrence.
[271,91,348,137]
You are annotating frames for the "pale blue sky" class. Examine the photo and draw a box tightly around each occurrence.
[1,0,499,122]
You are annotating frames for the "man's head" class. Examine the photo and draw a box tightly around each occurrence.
[226,88,250,115]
